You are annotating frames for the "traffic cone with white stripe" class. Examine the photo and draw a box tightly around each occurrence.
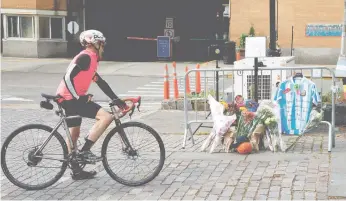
[196,63,201,94]
[164,64,170,100]
[172,62,179,99]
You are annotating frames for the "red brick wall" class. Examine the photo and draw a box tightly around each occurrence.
[1,0,67,11]
[230,0,343,48]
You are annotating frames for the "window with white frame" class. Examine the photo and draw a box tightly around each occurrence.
[39,17,63,39]
[7,15,35,38]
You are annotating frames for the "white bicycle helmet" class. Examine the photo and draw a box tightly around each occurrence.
[79,29,106,47]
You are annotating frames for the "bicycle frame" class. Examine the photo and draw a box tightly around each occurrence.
[110,105,135,152]
[33,102,135,159]
[33,104,80,158]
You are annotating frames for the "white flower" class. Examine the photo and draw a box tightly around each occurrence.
[316,113,322,120]
[265,119,271,125]
[270,117,277,123]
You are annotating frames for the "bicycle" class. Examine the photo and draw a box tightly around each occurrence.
[1,93,166,190]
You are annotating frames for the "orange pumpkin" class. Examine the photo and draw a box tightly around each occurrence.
[237,142,253,154]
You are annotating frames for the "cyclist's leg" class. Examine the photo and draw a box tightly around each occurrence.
[87,107,113,142]
[78,102,113,151]
[74,101,112,162]
[60,100,82,153]
[68,127,81,153]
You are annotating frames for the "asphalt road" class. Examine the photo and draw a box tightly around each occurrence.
[1,71,233,108]
[1,71,156,102]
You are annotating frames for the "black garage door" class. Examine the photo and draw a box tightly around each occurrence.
[85,0,227,61]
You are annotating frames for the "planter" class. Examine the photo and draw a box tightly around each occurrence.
[322,103,346,126]
[239,48,245,59]
[161,98,210,111]
[190,98,210,111]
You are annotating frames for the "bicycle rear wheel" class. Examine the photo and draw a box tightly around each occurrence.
[1,124,69,190]
[101,121,165,186]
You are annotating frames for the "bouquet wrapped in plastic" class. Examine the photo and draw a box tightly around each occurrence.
[255,100,287,152]
[235,110,256,138]
[201,95,237,153]
[303,108,323,133]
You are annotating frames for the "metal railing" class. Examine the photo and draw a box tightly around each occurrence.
[182,66,337,152]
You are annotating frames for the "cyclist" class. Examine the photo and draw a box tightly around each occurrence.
[55,29,127,180]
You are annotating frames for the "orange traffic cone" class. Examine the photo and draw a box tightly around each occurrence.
[172,62,179,99]
[185,66,191,94]
[196,63,201,94]
[164,64,170,100]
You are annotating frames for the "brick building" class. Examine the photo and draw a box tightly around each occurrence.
[1,0,84,58]
[230,0,344,64]
[1,0,343,64]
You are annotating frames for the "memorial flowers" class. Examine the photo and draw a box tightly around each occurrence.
[255,100,287,152]
[218,97,287,153]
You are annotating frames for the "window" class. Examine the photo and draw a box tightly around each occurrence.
[247,75,271,100]
[7,16,34,38]
[39,17,63,39]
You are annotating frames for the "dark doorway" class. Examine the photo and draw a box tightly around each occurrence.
[85,0,227,61]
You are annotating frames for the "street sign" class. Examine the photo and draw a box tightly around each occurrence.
[164,29,175,39]
[165,18,174,29]
[157,36,171,58]
[67,21,79,34]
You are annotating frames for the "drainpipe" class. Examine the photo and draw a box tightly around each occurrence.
[53,0,58,16]
[341,0,346,57]
[336,0,346,78]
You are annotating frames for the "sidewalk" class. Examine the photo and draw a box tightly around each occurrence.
[1,105,345,200]
[1,57,220,78]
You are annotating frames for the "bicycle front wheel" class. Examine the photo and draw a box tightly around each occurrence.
[1,124,69,190]
[102,121,165,186]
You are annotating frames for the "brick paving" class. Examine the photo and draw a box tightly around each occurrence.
[0,107,335,200]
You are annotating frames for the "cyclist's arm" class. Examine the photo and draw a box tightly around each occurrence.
[64,54,91,100]
[93,73,120,100]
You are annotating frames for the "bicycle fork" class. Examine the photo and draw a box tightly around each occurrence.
[111,108,136,156]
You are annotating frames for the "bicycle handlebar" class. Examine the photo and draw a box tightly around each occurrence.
[110,96,142,118]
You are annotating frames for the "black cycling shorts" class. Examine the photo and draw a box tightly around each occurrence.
[60,100,102,127]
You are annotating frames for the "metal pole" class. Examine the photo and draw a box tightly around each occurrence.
[254,57,259,102]
[216,60,220,101]
[332,76,336,148]
[291,26,294,56]
[183,70,189,148]
[67,0,72,56]
[269,0,276,54]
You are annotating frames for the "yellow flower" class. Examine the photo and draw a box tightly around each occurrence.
[220,101,228,110]
[239,107,247,112]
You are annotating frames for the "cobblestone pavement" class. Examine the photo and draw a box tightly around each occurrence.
[0,107,335,200]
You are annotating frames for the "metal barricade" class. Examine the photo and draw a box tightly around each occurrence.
[182,66,337,152]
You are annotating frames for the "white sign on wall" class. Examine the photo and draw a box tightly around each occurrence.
[164,29,175,39]
[245,36,267,58]
[165,18,174,29]
[67,21,79,34]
